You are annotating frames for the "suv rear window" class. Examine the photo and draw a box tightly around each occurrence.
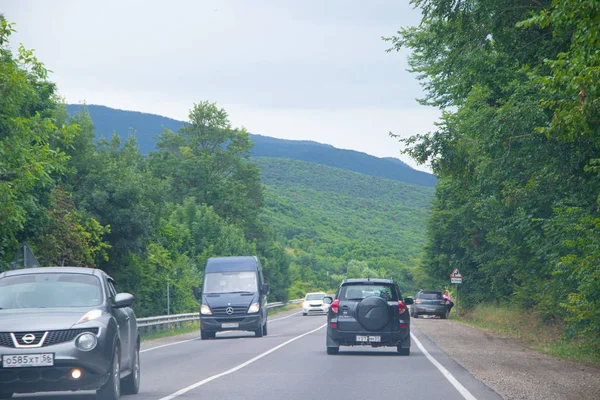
[418,292,443,300]
[339,284,398,301]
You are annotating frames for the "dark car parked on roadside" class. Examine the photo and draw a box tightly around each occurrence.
[0,267,140,400]
[410,290,448,319]
[323,278,413,355]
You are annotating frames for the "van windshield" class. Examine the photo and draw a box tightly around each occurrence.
[203,271,258,294]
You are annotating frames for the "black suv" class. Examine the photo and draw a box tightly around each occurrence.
[323,278,413,355]
[411,290,448,319]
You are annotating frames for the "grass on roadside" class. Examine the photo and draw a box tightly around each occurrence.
[140,304,302,342]
[454,304,600,366]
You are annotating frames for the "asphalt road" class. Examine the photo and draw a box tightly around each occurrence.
[14,309,502,399]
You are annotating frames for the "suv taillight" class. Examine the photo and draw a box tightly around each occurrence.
[398,300,406,315]
[331,299,339,314]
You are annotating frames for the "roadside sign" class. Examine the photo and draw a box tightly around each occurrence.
[450,268,462,284]
[450,268,462,279]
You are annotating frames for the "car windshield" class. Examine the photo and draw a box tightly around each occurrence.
[305,294,325,301]
[203,271,258,294]
[340,285,397,301]
[0,273,104,309]
[419,292,443,300]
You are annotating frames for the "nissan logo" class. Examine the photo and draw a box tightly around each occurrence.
[225,307,234,315]
[22,334,36,344]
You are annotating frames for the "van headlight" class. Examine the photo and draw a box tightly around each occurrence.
[248,302,260,313]
[75,333,98,351]
[200,304,212,315]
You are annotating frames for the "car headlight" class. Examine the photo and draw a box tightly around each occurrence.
[75,309,103,325]
[248,302,260,313]
[75,333,98,352]
[200,304,212,315]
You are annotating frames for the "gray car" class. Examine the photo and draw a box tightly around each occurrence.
[0,267,140,399]
[410,290,448,319]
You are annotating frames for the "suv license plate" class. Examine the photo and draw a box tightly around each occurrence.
[356,335,381,343]
[222,323,239,329]
[2,353,54,368]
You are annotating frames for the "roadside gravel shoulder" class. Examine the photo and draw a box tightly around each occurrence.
[413,317,600,400]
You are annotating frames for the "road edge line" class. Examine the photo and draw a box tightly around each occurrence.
[269,310,302,321]
[141,339,196,353]
[411,332,478,400]
[158,323,327,400]
[141,311,303,353]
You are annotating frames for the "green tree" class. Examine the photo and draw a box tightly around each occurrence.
[386,0,600,349]
[34,186,110,267]
[150,101,263,229]
[0,18,77,264]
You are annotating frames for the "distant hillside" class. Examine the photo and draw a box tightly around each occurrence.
[66,104,437,187]
[255,157,434,294]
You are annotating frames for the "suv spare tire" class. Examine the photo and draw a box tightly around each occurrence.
[356,296,391,331]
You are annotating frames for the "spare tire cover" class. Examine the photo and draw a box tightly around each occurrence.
[356,296,391,331]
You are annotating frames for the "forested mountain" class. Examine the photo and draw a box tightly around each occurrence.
[65,104,437,187]
[390,0,600,350]
[255,157,434,297]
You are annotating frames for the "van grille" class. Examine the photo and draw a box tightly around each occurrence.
[211,306,247,316]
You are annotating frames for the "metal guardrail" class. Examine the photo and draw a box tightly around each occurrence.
[137,300,301,336]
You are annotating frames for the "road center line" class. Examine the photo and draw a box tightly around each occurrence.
[411,333,478,400]
[157,323,327,400]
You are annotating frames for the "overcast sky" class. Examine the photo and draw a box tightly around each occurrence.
[1,0,439,172]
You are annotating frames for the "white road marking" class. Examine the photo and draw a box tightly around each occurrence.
[141,310,302,353]
[140,339,196,353]
[269,310,302,321]
[411,333,478,400]
[157,323,327,400]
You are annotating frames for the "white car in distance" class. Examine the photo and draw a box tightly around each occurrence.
[302,292,329,316]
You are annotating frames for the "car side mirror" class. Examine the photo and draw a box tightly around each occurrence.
[262,284,269,295]
[113,293,134,309]
[404,297,414,305]
[323,296,333,304]
[192,286,201,300]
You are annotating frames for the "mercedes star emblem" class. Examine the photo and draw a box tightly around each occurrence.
[22,333,36,344]
[225,307,234,315]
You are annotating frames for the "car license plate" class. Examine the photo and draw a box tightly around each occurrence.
[356,335,381,343]
[2,353,54,368]
[427,308,436,312]
[221,323,239,329]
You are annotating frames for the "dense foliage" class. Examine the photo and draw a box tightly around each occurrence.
[0,20,290,316]
[387,0,600,349]
[255,157,434,298]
